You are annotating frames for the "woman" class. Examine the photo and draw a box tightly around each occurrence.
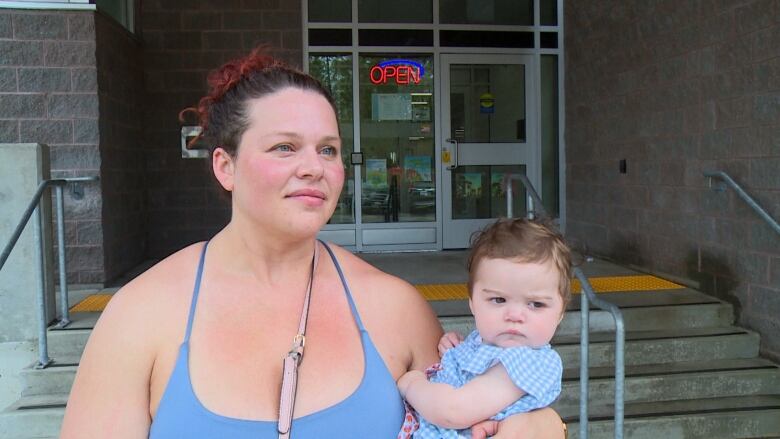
[60,48,564,438]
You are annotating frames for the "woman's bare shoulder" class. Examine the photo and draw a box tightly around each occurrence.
[323,243,420,302]
[324,243,442,370]
[61,242,207,437]
[119,242,205,302]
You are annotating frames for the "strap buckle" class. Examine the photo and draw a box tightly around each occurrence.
[287,334,306,363]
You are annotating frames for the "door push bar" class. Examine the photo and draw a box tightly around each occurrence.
[445,138,459,170]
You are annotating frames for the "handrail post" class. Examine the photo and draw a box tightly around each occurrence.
[54,184,70,328]
[580,287,590,439]
[506,177,514,218]
[576,268,625,439]
[527,193,535,220]
[33,203,51,369]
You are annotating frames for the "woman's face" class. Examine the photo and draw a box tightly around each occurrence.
[214,87,344,239]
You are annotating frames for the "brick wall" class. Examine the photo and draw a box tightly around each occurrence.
[0,10,104,284]
[140,0,302,259]
[95,13,146,282]
[565,0,780,360]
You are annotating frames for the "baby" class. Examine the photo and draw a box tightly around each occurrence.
[398,218,572,438]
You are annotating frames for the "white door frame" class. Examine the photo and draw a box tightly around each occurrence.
[438,53,541,248]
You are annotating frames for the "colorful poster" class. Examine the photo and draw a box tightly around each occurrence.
[458,172,482,198]
[365,159,388,188]
[404,156,432,182]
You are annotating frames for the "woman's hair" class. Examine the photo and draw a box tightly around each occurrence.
[180,46,338,157]
[467,218,573,308]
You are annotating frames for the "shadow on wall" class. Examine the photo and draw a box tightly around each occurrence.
[686,250,741,317]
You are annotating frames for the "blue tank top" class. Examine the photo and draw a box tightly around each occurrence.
[149,241,405,438]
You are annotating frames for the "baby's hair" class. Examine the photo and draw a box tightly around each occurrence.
[467,218,572,308]
[179,46,338,157]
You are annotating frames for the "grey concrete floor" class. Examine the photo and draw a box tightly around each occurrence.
[64,251,645,324]
[357,251,639,285]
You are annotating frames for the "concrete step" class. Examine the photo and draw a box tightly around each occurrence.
[553,358,780,409]
[555,326,760,368]
[0,394,65,439]
[45,328,89,360]
[440,300,734,337]
[563,395,780,439]
[19,359,78,397]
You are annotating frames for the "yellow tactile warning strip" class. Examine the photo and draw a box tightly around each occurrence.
[69,294,113,312]
[572,275,684,294]
[415,275,684,301]
[69,275,686,311]
[415,283,470,300]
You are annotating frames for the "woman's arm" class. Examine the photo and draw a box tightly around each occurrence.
[482,408,566,439]
[60,283,159,438]
[398,364,524,429]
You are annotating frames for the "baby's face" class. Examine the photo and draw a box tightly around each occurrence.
[469,258,564,348]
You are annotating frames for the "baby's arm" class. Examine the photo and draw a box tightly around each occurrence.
[397,364,525,430]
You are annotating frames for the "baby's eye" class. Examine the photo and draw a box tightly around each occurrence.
[489,297,506,304]
[529,301,546,309]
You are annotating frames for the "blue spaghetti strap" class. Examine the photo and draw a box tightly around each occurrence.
[319,240,366,332]
[184,241,209,343]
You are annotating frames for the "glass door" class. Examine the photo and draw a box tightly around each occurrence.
[441,54,539,248]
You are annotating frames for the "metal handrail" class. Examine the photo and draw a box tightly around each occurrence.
[577,268,625,439]
[503,174,625,439]
[704,171,780,236]
[0,176,98,368]
[504,173,549,219]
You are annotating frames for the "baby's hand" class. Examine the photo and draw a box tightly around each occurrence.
[438,331,464,357]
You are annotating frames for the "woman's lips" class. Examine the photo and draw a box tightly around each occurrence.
[287,188,326,206]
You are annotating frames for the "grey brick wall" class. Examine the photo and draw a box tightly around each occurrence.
[565,0,780,361]
[140,0,301,259]
[94,13,146,282]
[0,9,103,284]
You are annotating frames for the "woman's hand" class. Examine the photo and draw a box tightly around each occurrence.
[471,408,565,439]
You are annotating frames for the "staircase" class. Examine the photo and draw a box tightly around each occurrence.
[441,288,780,439]
[2,285,780,438]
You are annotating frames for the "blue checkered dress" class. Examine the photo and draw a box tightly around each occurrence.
[413,330,562,439]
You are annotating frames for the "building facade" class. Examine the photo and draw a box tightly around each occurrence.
[0,0,778,359]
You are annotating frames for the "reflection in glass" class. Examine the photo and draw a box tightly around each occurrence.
[439,0,532,25]
[308,54,355,224]
[359,54,435,223]
[450,64,525,143]
[452,165,527,219]
[540,0,558,25]
[541,55,559,216]
[359,0,432,23]
[308,0,351,22]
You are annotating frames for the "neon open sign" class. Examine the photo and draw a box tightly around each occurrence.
[369,59,425,85]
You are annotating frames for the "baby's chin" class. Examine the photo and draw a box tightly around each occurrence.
[488,334,546,349]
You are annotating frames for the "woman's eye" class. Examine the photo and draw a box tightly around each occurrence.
[489,297,506,304]
[321,145,338,156]
[274,144,293,152]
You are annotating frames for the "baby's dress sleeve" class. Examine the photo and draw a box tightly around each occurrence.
[496,346,563,408]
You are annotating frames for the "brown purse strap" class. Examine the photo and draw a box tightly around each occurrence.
[278,242,319,439]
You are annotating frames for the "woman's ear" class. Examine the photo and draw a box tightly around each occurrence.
[213,147,235,192]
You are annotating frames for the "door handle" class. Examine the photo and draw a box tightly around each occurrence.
[445,138,459,170]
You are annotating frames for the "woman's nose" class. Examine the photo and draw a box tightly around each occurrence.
[297,147,324,179]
